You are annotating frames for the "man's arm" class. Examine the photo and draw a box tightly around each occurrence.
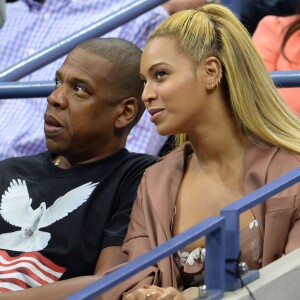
[0,246,127,300]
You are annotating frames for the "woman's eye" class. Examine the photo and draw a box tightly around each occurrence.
[155,70,167,80]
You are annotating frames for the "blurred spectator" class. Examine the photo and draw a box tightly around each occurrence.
[241,0,297,35]
[253,2,300,116]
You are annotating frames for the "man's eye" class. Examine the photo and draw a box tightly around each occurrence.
[74,85,85,92]
[141,79,146,87]
[55,78,62,86]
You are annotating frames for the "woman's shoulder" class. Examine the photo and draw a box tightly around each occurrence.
[272,147,300,168]
[264,145,300,183]
[245,137,300,180]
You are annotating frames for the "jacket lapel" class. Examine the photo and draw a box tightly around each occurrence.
[243,137,279,232]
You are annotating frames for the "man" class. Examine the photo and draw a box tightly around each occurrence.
[0,0,207,160]
[0,0,169,159]
[0,38,156,299]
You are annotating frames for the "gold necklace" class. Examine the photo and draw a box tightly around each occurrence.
[54,156,61,166]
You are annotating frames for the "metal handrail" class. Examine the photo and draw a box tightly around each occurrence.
[270,70,300,88]
[66,217,226,300]
[0,81,54,98]
[221,166,300,290]
[67,166,300,299]
[0,0,168,82]
[1,71,300,99]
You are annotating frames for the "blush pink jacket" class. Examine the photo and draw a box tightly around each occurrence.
[253,15,300,116]
[103,138,300,299]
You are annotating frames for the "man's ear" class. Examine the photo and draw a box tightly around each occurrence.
[203,56,222,91]
[115,97,138,129]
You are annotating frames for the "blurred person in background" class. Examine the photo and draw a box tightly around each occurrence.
[253,1,300,116]
[241,0,297,35]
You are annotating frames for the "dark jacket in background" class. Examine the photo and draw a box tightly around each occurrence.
[241,0,298,35]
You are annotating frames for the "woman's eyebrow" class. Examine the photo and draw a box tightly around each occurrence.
[148,62,170,73]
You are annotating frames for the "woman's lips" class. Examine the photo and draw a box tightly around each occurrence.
[148,108,165,123]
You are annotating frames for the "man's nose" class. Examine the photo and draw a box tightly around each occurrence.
[47,86,67,109]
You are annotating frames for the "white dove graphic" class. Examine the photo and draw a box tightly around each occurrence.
[0,179,98,252]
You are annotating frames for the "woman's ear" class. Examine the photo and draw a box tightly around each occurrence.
[115,97,138,129]
[204,56,223,91]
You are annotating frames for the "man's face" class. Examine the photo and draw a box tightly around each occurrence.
[44,48,120,161]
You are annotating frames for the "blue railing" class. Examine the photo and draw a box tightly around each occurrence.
[270,70,300,88]
[0,81,54,99]
[66,166,300,300]
[0,0,168,82]
[221,166,300,290]
[67,217,226,300]
[1,71,299,99]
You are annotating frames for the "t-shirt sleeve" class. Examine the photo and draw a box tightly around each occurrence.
[101,155,156,248]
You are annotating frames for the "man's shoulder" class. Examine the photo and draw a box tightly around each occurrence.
[143,143,188,175]
[120,150,157,170]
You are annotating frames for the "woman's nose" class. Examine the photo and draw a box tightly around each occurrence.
[141,82,157,104]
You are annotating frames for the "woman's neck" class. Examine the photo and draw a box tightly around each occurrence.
[188,122,247,171]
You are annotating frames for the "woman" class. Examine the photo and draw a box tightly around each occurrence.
[105,4,300,300]
[253,2,300,116]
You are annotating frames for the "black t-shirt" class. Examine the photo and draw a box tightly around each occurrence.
[0,149,156,291]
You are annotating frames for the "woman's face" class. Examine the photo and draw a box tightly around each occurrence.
[140,37,209,136]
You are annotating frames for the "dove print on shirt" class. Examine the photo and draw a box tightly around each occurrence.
[0,179,98,252]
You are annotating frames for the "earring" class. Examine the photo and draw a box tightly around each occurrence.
[206,83,215,91]
[218,68,222,84]
[215,68,222,88]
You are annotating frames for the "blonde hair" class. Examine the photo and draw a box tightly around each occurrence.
[149,4,300,153]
